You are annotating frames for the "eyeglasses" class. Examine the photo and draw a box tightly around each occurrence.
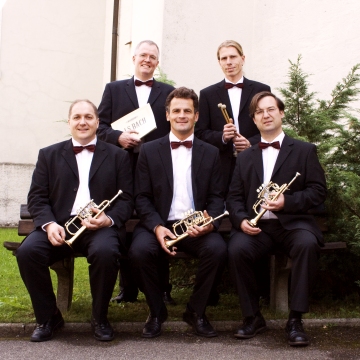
[254,107,278,116]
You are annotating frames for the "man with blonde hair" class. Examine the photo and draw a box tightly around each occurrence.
[195,40,270,195]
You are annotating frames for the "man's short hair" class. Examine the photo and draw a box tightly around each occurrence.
[68,99,99,118]
[134,40,160,58]
[249,91,285,118]
[217,40,244,60]
[165,87,199,113]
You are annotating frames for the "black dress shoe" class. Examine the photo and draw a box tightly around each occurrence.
[286,318,309,346]
[182,307,217,337]
[142,308,168,338]
[110,289,137,304]
[234,313,267,339]
[91,318,114,341]
[30,309,64,342]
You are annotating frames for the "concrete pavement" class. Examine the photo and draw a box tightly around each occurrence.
[1,319,360,360]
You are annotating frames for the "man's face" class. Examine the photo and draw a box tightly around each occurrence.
[166,98,199,139]
[253,96,284,137]
[218,46,245,81]
[132,43,159,80]
[68,102,99,145]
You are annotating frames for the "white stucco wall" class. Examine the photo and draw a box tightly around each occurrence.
[160,0,360,104]
[0,0,109,165]
[0,0,111,225]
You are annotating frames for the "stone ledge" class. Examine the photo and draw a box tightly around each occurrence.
[1,318,360,337]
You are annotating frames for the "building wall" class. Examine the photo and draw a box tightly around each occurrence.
[0,0,112,225]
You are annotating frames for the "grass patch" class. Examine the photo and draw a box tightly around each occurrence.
[1,228,360,323]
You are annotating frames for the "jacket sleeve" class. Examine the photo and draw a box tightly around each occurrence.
[97,83,122,146]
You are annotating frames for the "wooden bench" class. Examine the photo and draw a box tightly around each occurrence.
[3,205,346,314]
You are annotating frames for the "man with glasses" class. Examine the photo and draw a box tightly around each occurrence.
[97,40,175,305]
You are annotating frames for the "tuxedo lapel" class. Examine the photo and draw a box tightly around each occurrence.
[148,79,162,105]
[62,140,79,179]
[191,138,205,202]
[125,77,139,108]
[216,80,234,119]
[89,141,108,182]
[272,135,293,178]
[239,77,253,115]
[158,136,173,193]
[250,145,264,183]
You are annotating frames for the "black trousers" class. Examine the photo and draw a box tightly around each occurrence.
[129,227,227,318]
[16,227,125,324]
[228,220,321,318]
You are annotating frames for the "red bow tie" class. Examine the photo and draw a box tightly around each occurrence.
[73,144,96,154]
[258,141,280,150]
[224,82,244,89]
[170,141,193,149]
[135,79,154,87]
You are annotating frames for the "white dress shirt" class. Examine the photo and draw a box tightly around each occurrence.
[261,131,285,220]
[167,132,194,221]
[134,76,152,107]
[71,138,97,215]
[225,76,244,134]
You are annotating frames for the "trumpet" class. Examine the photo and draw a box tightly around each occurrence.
[64,190,123,247]
[247,173,301,228]
[165,209,229,249]
[218,103,241,157]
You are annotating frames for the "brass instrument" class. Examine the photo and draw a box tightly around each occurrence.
[165,209,229,249]
[247,173,301,228]
[218,103,241,157]
[64,190,123,247]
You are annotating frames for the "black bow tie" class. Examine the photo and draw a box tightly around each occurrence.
[73,144,96,154]
[135,79,154,87]
[224,82,244,89]
[170,141,193,149]
[258,141,280,150]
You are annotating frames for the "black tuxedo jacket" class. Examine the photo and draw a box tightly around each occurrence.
[28,139,133,234]
[134,135,224,234]
[97,77,174,146]
[226,135,327,242]
[195,77,270,191]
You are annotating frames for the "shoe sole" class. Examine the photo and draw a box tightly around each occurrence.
[142,330,161,338]
[93,334,114,341]
[183,314,218,338]
[234,325,268,339]
[288,340,309,347]
[30,319,64,342]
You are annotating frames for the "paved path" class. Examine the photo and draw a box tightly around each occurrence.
[1,323,360,360]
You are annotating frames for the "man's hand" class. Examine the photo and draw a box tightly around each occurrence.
[155,225,177,256]
[118,130,141,149]
[233,134,251,152]
[261,193,285,212]
[240,219,261,235]
[186,210,214,237]
[45,222,66,246]
[81,207,112,230]
[223,121,238,143]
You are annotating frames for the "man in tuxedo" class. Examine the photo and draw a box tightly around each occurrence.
[195,40,270,195]
[226,91,327,346]
[129,87,227,338]
[97,40,175,304]
[16,100,133,342]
